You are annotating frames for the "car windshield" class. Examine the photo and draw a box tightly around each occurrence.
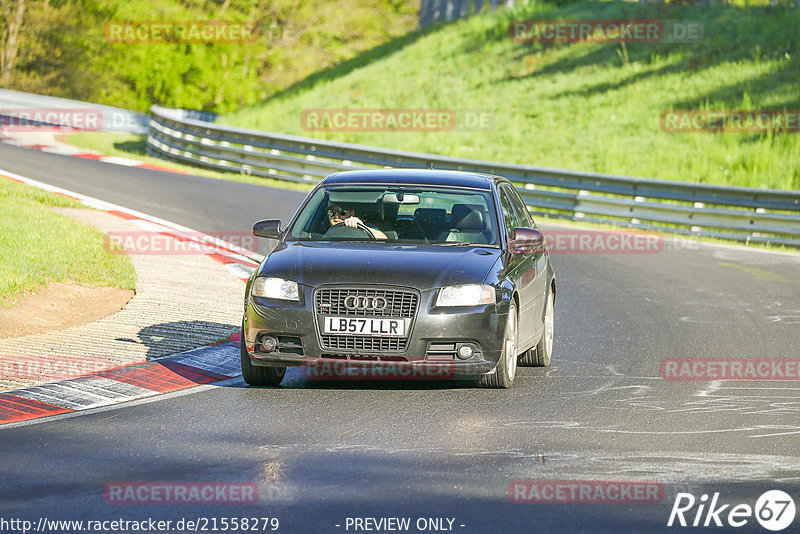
[288,185,499,246]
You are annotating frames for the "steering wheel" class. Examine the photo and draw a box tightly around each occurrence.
[324,221,376,240]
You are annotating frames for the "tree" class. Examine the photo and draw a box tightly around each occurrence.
[0,0,25,85]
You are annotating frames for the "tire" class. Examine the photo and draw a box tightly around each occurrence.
[479,302,518,388]
[240,328,286,387]
[520,290,554,367]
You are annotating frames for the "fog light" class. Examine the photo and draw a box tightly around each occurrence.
[261,336,277,352]
[457,344,474,360]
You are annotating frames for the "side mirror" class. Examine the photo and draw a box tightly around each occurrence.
[252,219,282,239]
[510,227,543,254]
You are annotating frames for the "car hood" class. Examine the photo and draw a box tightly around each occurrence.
[259,241,501,290]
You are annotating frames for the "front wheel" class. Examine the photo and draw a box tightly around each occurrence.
[479,302,518,388]
[240,328,286,386]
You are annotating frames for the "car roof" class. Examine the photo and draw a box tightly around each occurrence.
[321,169,497,190]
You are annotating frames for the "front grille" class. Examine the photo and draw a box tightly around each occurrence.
[320,354,408,362]
[320,335,406,352]
[315,288,417,318]
[315,287,418,353]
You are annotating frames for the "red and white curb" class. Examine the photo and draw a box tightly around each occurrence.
[0,334,242,426]
[0,134,185,174]
[0,168,264,426]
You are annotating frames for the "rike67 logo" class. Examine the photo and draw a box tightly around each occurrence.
[668,490,796,531]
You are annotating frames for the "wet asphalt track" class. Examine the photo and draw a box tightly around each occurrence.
[1,142,800,533]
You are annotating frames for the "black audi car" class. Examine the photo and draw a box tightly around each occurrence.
[241,169,555,388]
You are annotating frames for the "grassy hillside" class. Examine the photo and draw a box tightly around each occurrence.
[2,0,418,113]
[221,1,799,190]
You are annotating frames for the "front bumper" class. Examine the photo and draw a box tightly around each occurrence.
[243,285,509,379]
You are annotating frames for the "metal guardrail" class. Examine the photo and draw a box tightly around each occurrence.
[418,0,519,29]
[147,105,800,247]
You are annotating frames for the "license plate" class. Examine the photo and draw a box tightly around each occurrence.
[323,317,405,337]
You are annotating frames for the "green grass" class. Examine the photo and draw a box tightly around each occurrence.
[0,180,137,307]
[62,132,314,192]
[221,1,800,190]
[7,0,418,114]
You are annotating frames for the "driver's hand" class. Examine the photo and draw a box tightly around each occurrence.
[344,216,362,228]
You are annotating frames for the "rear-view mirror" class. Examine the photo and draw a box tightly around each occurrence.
[382,192,420,204]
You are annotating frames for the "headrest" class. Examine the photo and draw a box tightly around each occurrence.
[414,208,448,224]
[451,204,486,231]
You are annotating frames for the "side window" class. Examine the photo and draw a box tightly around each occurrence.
[498,188,520,240]
[503,184,532,227]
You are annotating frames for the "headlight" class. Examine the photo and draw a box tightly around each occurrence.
[251,277,299,301]
[435,284,495,307]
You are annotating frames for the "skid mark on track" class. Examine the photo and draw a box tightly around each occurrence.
[479,372,800,440]
[766,315,800,324]
[535,451,800,485]
[489,420,582,430]
[479,417,800,440]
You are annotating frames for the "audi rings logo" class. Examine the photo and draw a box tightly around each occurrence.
[344,296,388,311]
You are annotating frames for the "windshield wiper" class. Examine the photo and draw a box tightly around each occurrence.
[436,242,475,246]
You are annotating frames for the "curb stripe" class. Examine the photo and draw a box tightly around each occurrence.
[207,253,259,267]
[210,332,241,346]
[95,361,230,393]
[13,385,115,410]
[0,350,238,426]
[105,209,138,221]
[1,137,187,175]
[0,394,73,423]
[58,376,155,400]
[165,361,231,381]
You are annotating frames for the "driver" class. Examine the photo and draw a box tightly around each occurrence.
[327,203,387,239]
